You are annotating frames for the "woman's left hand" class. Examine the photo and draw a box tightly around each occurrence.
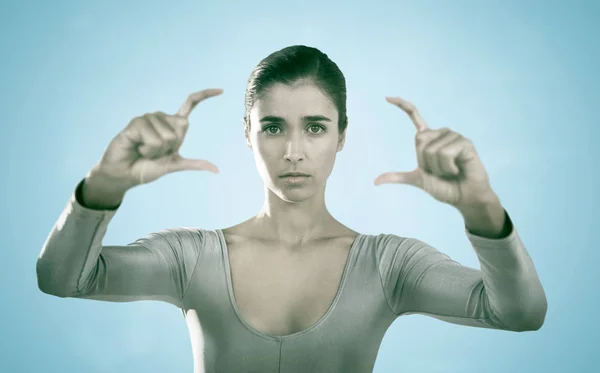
[374,97,498,209]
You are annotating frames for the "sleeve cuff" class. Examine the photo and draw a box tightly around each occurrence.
[69,178,120,220]
[464,210,521,249]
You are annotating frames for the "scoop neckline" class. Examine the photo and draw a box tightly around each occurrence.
[215,229,363,342]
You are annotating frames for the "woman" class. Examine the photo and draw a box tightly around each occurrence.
[36,45,547,373]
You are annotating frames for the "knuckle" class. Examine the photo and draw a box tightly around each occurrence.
[128,116,143,127]
[164,133,178,143]
[415,131,427,143]
[134,114,148,123]
[405,102,417,113]
[178,116,189,126]
[439,147,453,157]
[424,146,436,157]
[141,119,155,130]
[145,137,162,147]
[141,113,155,124]
[169,113,188,125]
[190,91,205,102]
[146,112,160,121]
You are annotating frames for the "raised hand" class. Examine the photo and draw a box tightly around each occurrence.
[93,88,222,190]
[374,97,497,209]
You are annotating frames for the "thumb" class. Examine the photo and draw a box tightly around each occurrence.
[374,169,422,187]
[166,154,220,174]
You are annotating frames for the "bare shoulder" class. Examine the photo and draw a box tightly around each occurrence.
[220,220,253,249]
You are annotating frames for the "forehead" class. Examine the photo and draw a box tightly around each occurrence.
[252,82,337,119]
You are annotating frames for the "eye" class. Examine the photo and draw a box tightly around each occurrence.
[264,125,282,135]
[308,124,325,134]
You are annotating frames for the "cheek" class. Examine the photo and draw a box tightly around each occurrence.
[322,136,341,156]
[316,146,336,161]
[314,142,340,172]
[253,142,281,176]
[255,142,278,161]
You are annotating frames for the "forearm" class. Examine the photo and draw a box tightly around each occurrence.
[457,193,510,239]
[81,166,131,210]
[462,206,548,331]
[36,179,118,297]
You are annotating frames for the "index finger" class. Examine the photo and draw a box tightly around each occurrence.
[177,88,224,118]
[385,96,428,133]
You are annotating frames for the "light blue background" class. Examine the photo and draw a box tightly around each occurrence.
[2,0,598,372]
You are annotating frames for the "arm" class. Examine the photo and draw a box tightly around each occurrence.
[37,90,223,306]
[377,209,547,332]
[36,179,202,307]
[374,97,548,331]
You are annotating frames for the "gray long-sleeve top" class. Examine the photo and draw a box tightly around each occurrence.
[37,180,547,373]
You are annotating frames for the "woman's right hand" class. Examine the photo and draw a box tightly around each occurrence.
[89,88,222,192]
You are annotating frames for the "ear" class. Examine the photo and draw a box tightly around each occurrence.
[336,121,347,152]
[243,118,252,149]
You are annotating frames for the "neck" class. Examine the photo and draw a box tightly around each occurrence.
[253,184,337,245]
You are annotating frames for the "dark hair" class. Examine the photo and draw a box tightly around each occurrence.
[244,45,348,137]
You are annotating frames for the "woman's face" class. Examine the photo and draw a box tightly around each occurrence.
[246,81,346,202]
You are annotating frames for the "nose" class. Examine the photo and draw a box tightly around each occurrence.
[284,131,305,163]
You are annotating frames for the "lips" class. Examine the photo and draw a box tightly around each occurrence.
[280,172,310,177]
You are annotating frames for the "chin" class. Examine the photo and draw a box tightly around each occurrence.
[265,179,314,202]
[275,186,313,202]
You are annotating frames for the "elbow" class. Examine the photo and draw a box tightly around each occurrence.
[514,313,546,332]
[36,259,74,298]
[38,285,71,298]
[514,314,546,332]
[38,283,71,298]
[527,297,548,331]
[507,296,548,332]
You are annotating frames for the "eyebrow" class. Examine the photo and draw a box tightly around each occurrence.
[259,115,332,123]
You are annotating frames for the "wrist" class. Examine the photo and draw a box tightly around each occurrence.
[458,194,508,239]
[81,167,130,210]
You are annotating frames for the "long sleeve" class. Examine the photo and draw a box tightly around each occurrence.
[376,212,547,332]
[36,179,204,308]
